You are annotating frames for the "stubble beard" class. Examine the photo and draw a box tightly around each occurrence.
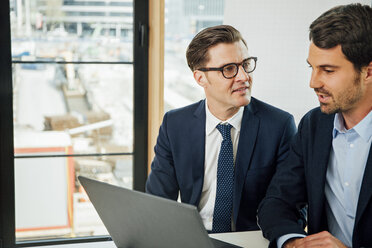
[320,73,363,115]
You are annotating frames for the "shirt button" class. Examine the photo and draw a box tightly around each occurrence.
[349,143,354,148]
[345,182,349,187]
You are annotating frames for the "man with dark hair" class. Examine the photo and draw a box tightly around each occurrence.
[258,4,372,247]
[146,25,296,233]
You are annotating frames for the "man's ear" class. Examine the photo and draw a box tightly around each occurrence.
[193,70,208,87]
[365,61,372,83]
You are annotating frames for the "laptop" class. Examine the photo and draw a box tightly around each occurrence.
[78,176,242,248]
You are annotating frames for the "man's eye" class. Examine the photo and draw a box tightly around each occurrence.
[224,65,236,72]
[243,62,250,69]
[324,69,334,73]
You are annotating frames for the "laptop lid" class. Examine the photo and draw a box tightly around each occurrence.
[78,176,239,248]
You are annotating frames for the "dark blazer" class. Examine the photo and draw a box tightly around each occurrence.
[258,107,372,247]
[146,97,296,231]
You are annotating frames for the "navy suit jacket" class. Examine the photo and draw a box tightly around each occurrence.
[146,97,296,231]
[258,107,372,247]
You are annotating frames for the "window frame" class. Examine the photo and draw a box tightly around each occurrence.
[0,0,149,246]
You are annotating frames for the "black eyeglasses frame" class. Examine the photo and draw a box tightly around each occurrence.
[197,56,257,79]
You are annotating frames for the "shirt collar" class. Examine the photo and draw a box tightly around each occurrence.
[205,99,244,136]
[333,113,346,138]
[333,110,372,142]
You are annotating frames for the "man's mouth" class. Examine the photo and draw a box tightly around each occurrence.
[232,86,249,93]
[315,91,331,103]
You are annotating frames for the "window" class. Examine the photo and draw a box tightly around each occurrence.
[0,0,148,246]
[164,0,224,112]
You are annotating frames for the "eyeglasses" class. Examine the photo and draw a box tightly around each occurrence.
[197,57,257,79]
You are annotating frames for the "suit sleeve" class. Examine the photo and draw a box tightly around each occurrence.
[258,117,308,245]
[145,112,179,200]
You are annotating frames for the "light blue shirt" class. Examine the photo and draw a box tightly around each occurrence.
[325,111,372,247]
[277,110,372,248]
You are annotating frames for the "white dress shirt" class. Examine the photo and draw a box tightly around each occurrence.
[198,100,243,231]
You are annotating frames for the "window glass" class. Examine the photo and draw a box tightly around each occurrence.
[10,0,134,241]
[10,0,133,62]
[13,63,133,154]
[164,0,225,111]
[15,154,133,240]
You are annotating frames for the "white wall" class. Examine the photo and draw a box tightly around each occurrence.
[224,0,370,123]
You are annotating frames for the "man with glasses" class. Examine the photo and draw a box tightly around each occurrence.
[258,4,372,248]
[146,25,296,233]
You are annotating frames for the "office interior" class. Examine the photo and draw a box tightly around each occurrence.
[0,0,370,247]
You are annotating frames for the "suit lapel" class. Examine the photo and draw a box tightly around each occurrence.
[354,145,372,230]
[309,113,334,231]
[233,100,259,222]
[189,100,206,205]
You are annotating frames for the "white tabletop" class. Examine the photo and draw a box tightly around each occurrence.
[28,231,269,248]
[210,230,269,248]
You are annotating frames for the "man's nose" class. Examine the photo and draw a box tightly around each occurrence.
[235,65,250,82]
[309,70,322,89]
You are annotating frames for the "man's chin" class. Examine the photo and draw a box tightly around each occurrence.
[320,103,338,115]
[238,94,251,106]
[237,97,251,107]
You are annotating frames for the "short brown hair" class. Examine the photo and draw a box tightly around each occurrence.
[186,25,247,71]
[309,4,372,72]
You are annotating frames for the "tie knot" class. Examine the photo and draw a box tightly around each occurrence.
[216,123,232,140]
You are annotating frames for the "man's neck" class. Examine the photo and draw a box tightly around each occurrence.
[207,103,240,121]
[342,97,372,130]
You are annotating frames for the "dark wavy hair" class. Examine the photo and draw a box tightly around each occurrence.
[186,25,247,71]
[309,3,372,72]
